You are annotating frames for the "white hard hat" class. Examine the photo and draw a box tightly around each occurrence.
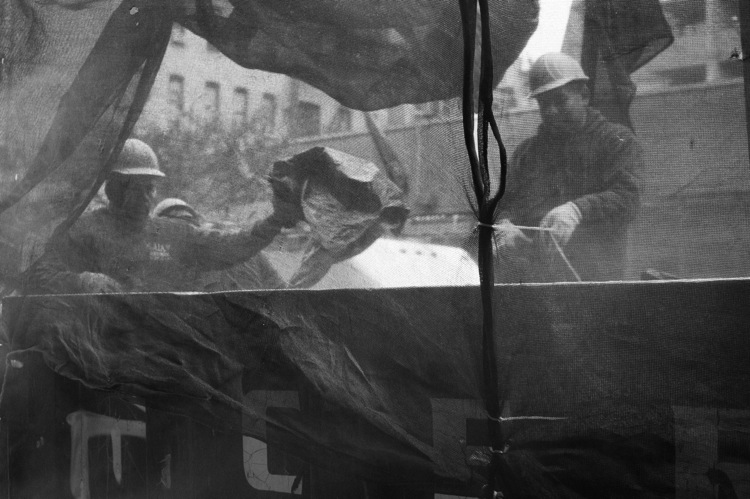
[153,198,197,219]
[528,53,589,97]
[112,138,165,177]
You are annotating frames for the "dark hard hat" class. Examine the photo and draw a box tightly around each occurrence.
[112,138,165,177]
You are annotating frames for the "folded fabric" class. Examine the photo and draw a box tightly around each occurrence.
[269,147,409,287]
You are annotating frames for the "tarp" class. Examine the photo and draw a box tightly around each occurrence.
[581,0,673,128]
[5,279,750,496]
[0,0,539,287]
[269,147,409,288]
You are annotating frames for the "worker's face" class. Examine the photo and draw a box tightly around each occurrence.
[535,83,589,130]
[122,176,156,221]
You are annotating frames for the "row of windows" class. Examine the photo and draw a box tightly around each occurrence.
[165,24,462,136]
[167,74,276,131]
[166,74,355,137]
[279,102,354,137]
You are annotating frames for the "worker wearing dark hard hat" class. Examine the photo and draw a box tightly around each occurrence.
[495,52,643,282]
[23,138,300,293]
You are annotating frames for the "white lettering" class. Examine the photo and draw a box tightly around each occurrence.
[66,410,146,499]
[243,390,301,494]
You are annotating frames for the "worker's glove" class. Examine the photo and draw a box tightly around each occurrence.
[540,202,582,248]
[78,272,123,294]
[495,219,532,252]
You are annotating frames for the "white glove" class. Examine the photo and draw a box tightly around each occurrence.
[495,219,532,251]
[79,272,123,294]
[540,202,582,247]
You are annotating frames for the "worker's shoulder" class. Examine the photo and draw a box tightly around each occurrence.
[68,208,112,234]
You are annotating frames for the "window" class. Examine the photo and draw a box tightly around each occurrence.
[324,107,353,134]
[171,25,185,46]
[654,64,707,85]
[414,100,456,121]
[293,101,321,138]
[203,82,220,123]
[248,93,277,135]
[232,88,249,130]
[168,74,184,112]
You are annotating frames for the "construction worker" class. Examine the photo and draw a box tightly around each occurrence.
[152,198,287,291]
[23,138,300,294]
[496,52,642,282]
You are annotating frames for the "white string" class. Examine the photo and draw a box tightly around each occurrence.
[550,235,583,282]
[512,225,552,232]
[477,222,552,232]
[477,222,583,282]
[487,415,568,422]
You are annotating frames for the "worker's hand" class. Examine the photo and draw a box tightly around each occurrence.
[495,219,532,252]
[78,272,123,294]
[540,202,582,248]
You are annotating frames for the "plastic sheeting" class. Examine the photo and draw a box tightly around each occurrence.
[5,280,750,496]
[269,147,409,287]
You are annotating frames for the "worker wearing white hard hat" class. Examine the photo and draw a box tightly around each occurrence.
[527,52,589,97]
[494,53,642,283]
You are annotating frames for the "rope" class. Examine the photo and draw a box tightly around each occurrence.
[487,415,568,422]
[550,234,583,282]
[477,222,583,282]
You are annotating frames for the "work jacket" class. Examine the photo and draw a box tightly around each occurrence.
[497,109,643,282]
[24,208,284,293]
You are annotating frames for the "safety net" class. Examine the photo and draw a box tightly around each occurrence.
[0,0,748,497]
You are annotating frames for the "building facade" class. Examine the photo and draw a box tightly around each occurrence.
[135,1,750,281]
[138,25,460,139]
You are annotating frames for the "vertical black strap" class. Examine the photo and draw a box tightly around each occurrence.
[459,0,510,496]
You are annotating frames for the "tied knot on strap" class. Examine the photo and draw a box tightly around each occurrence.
[473,221,497,235]
[474,222,582,282]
